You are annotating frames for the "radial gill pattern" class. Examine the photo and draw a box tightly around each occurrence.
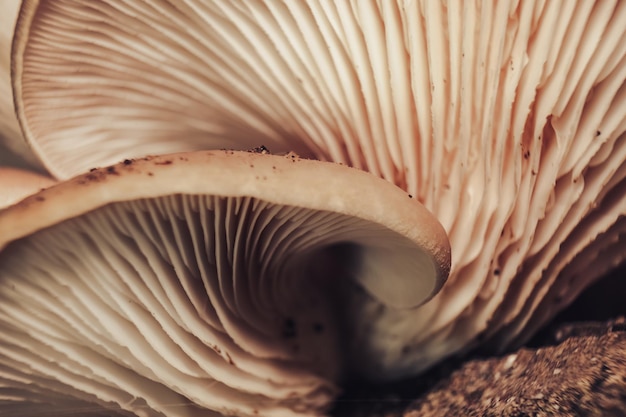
[0,151,450,416]
[0,196,352,415]
[0,194,413,416]
[7,0,626,398]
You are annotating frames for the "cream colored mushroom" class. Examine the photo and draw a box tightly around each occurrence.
[0,150,450,416]
[0,0,40,168]
[0,167,54,208]
[3,0,626,383]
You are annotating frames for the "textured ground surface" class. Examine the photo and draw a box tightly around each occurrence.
[334,264,626,417]
[335,319,626,417]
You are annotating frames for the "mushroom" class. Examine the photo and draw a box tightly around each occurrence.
[0,151,450,416]
[0,166,54,208]
[0,0,40,169]
[3,0,626,387]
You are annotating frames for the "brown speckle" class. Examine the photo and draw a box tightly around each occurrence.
[408,194,413,198]
[89,168,97,172]
[249,145,270,154]
[596,130,601,137]
[107,166,118,175]
[35,196,45,202]
[155,160,173,165]
[494,269,501,276]
[123,159,133,165]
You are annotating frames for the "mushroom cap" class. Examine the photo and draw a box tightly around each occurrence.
[0,166,54,208]
[7,0,626,379]
[0,150,450,416]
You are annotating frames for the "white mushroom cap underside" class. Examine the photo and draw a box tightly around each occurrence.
[9,0,626,375]
[0,151,450,416]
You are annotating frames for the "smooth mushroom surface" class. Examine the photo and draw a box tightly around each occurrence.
[7,0,626,375]
[0,150,450,417]
[0,167,54,209]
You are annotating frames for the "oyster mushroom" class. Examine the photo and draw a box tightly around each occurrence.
[0,151,450,416]
[0,167,54,208]
[4,0,626,379]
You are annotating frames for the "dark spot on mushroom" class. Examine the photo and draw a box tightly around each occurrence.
[494,269,501,276]
[523,150,530,159]
[596,130,601,137]
[249,145,270,154]
[155,160,173,165]
[408,194,413,198]
[147,172,154,176]
[250,164,254,168]
[35,196,45,202]
[272,166,276,170]
[123,159,133,165]
[282,318,297,339]
[107,166,118,175]
[313,323,324,334]
[85,173,100,182]
[89,168,97,172]
[225,352,234,365]
[532,170,537,176]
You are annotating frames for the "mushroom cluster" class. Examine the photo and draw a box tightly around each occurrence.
[0,1,625,416]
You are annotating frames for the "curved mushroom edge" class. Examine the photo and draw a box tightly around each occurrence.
[0,150,451,300]
[0,166,55,209]
[9,0,40,165]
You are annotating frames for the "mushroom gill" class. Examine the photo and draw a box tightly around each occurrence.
[0,151,450,416]
[6,0,626,379]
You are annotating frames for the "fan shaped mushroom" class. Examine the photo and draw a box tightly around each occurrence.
[0,151,450,416]
[4,0,626,388]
